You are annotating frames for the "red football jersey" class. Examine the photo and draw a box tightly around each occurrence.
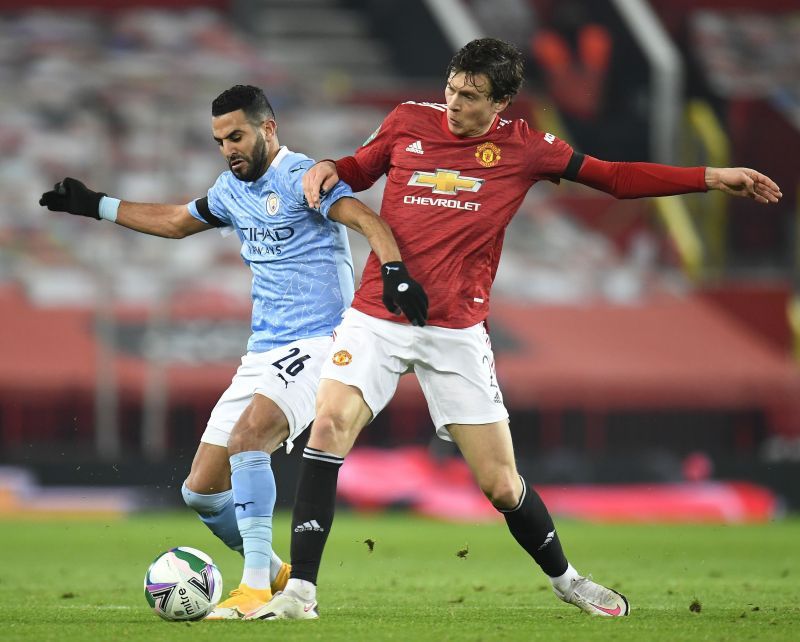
[349,101,573,328]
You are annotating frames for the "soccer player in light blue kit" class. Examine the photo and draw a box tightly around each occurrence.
[39,85,428,619]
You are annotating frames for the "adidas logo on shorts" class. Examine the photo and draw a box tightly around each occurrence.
[294,520,325,533]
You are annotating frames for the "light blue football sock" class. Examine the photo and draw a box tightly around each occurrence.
[230,451,276,590]
[181,482,243,553]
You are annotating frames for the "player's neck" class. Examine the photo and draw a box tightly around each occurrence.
[265,138,282,167]
[468,117,497,137]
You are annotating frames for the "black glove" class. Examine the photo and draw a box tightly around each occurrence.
[381,261,428,327]
[39,177,105,220]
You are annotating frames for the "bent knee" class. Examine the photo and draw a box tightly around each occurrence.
[181,480,232,513]
[183,472,228,497]
[309,412,360,453]
[311,413,349,440]
[479,475,521,510]
[184,443,231,495]
[181,480,201,510]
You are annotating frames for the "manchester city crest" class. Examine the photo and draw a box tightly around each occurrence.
[266,192,280,216]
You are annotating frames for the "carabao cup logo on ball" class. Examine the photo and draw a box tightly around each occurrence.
[144,546,223,621]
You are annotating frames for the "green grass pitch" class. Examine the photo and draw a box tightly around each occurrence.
[0,511,797,641]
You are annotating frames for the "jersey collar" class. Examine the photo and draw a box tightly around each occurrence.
[269,145,290,169]
[249,146,290,187]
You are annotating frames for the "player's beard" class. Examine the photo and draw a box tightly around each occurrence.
[230,135,269,182]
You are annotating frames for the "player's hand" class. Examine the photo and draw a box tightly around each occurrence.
[39,177,105,219]
[705,167,782,204]
[381,261,428,327]
[302,160,339,210]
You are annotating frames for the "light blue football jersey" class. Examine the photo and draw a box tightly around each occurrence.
[187,146,355,352]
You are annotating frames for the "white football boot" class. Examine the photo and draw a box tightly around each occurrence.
[554,576,630,617]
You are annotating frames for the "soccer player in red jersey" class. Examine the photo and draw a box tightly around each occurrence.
[248,38,782,621]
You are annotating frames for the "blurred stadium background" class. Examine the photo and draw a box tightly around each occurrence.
[1,0,799,523]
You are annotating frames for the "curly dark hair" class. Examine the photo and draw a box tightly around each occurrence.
[446,38,524,103]
[211,85,275,126]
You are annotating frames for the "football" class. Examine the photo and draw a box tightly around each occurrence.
[143,546,223,621]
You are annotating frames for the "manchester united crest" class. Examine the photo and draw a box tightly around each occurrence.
[332,350,352,366]
[475,142,501,168]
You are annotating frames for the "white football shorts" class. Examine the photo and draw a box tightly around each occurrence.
[319,308,509,440]
[201,336,332,453]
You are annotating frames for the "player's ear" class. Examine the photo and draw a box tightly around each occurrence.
[493,96,511,114]
[261,118,277,139]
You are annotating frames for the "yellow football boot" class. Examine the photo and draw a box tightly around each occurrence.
[270,562,292,593]
[205,583,271,620]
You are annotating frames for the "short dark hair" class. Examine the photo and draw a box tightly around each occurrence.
[446,38,524,103]
[211,85,275,126]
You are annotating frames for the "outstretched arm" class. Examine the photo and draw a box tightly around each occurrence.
[114,201,211,238]
[328,196,428,327]
[704,167,782,204]
[568,154,782,204]
[40,177,211,238]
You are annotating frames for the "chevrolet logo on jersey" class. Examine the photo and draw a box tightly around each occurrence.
[407,169,484,195]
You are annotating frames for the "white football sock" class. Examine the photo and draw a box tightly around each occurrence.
[242,566,270,590]
[285,578,317,601]
[550,563,580,594]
